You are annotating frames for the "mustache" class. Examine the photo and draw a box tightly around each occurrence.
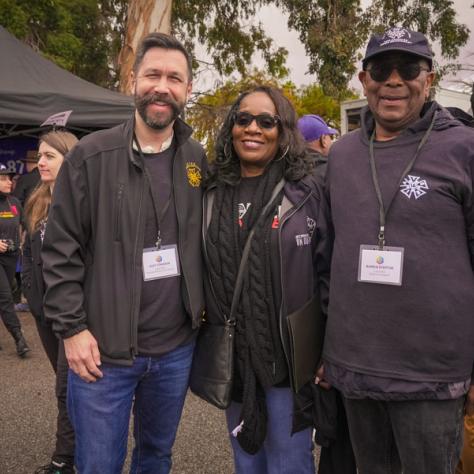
[136,92,179,111]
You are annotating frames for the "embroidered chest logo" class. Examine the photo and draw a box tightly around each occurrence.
[306,217,316,237]
[238,202,251,227]
[295,216,316,247]
[400,175,429,200]
[186,162,201,187]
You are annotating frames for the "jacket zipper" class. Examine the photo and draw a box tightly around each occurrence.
[278,190,312,389]
[172,147,196,325]
[114,183,124,241]
[129,166,145,359]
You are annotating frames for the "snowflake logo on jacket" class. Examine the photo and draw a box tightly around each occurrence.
[400,175,429,200]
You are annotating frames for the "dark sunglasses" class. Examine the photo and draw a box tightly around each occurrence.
[233,111,280,130]
[366,62,431,82]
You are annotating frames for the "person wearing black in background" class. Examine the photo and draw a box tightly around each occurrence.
[23,130,78,474]
[0,162,29,356]
[13,149,41,206]
[12,149,40,311]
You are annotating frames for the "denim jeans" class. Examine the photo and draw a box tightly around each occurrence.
[343,396,465,474]
[67,341,194,474]
[226,386,315,474]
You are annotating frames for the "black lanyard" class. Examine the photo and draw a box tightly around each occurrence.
[368,112,436,249]
[134,134,172,249]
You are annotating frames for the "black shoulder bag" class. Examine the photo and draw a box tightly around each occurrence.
[189,179,285,409]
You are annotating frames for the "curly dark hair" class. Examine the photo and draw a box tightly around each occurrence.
[208,86,312,186]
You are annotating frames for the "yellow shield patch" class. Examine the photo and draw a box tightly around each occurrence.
[186,162,202,187]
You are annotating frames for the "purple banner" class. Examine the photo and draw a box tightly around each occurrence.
[0,137,38,175]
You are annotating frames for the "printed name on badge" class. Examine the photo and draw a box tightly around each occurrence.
[143,244,180,281]
[358,245,404,286]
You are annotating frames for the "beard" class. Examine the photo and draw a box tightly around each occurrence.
[134,91,184,130]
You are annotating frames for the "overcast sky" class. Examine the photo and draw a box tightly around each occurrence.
[195,0,474,95]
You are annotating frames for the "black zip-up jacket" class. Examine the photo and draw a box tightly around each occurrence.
[22,229,45,321]
[203,175,332,428]
[12,167,40,206]
[42,117,207,365]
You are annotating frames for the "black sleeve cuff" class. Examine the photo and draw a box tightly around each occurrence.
[60,324,88,339]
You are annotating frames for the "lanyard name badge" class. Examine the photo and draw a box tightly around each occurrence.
[134,134,181,281]
[358,112,436,286]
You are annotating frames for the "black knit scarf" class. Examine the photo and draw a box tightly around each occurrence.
[206,161,287,454]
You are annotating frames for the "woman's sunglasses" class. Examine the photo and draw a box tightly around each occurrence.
[233,112,280,130]
[366,61,431,82]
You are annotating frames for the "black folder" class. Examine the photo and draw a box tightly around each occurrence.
[286,294,326,393]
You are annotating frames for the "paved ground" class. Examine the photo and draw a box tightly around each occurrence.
[0,313,320,473]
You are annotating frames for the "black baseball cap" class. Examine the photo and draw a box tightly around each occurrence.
[0,163,13,175]
[363,27,433,69]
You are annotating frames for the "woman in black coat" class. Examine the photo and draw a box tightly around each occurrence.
[22,130,78,474]
[0,163,29,356]
[202,86,331,473]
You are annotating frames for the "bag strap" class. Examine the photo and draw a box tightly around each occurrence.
[228,178,285,323]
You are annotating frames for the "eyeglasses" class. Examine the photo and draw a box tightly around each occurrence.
[366,62,431,82]
[233,112,280,130]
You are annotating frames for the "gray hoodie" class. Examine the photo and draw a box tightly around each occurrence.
[324,101,474,385]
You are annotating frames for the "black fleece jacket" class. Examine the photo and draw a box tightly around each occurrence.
[42,117,207,365]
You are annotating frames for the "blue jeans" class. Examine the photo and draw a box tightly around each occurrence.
[343,396,465,474]
[67,341,194,474]
[226,386,315,474]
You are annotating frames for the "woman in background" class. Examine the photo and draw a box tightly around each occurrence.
[0,163,29,356]
[23,129,78,474]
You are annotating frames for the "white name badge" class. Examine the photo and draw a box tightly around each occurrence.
[142,245,180,281]
[358,245,404,286]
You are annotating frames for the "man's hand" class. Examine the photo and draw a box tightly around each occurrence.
[315,363,331,390]
[0,240,8,253]
[466,385,474,416]
[64,330,103,383]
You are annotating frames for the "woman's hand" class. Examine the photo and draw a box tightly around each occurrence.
[0,240,8,253]
[315,363,331,390]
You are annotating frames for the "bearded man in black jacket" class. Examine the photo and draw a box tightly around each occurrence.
[42,33,206,474]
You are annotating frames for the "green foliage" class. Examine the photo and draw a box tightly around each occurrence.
[279,0,471,97]
[294,83,357,123]
[0,0,127,88]
[172,0,288,78]
[0,0,470,97]
[187,70,355,159]
[0,0,287,89]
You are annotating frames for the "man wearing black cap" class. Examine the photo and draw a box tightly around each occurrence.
[12,149,40,207]
[321,27,474,473]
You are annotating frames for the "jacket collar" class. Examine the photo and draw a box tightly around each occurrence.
[205,175,314,225]
[123,115,194,168]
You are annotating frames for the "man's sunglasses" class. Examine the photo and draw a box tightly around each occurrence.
[366,62,431,82]
[233,112,280,130]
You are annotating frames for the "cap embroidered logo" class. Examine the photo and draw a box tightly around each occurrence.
[382,27,412,45]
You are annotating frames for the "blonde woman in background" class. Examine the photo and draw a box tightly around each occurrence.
[23,130,78,474]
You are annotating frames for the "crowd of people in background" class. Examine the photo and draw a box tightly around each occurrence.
[0,26,472,474]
